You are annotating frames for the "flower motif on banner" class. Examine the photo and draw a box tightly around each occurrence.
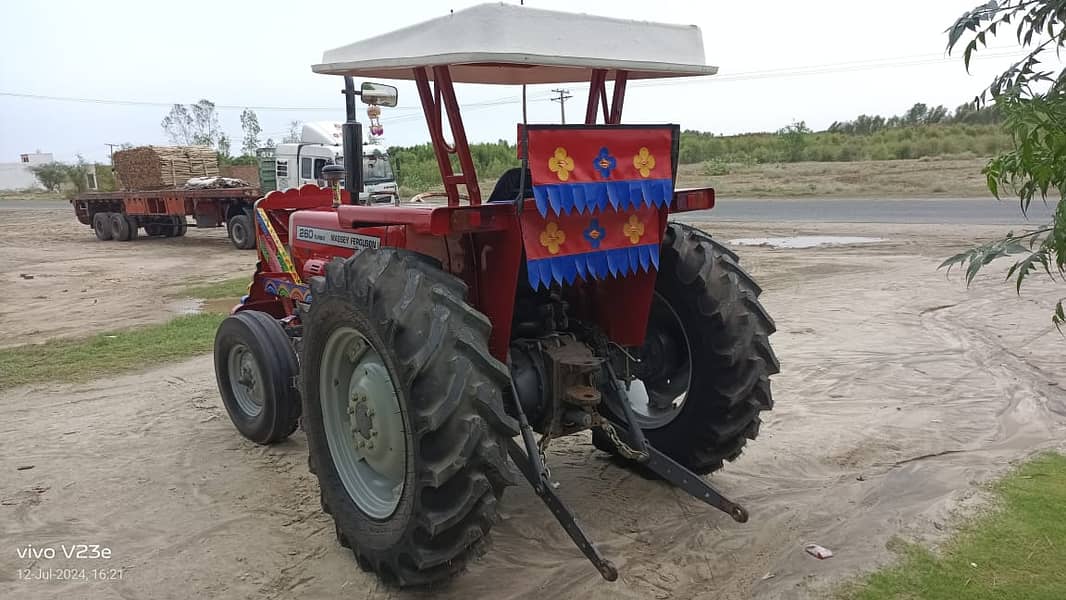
[633,147,657,178]
[583,218,606,249]
[622,214,646,244]
[547,147,575,181]
[592,147,617,179]
[539,221,566,254]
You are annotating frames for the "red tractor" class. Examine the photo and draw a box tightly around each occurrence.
[213,3,777,586]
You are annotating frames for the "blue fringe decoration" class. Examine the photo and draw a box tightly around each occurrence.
[532,178,673,217]
[526,244,660,289]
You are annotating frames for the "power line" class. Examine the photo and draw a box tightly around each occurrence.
[0,47,1031,122]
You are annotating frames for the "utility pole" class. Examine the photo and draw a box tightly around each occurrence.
[104,143,122,162]
[550,88,572,124]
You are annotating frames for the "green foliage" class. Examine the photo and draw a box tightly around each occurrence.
[161,99,228,155]
[701,158,732,176]
[839,453,1066,600]
[777,120,812,162]
[28,162,67,192]
[943,0,1066,325]
[94,164,116,192]
[29,157,94,196]
[239,108,262,157]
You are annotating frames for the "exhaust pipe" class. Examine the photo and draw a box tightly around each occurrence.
[342,76,364,205]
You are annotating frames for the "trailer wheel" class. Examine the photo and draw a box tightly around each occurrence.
[171,217,188,237]
[92,213,113,241]
[302,249,518,586]
[110,213,132,241]
[228,214,255,250]
[213,310,301,444]
[593,223,778,474]
[145,224,166,237]
[125,216,139,241]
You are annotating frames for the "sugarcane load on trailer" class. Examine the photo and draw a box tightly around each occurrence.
[212,3,778,585]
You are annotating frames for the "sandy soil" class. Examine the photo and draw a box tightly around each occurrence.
[2,206,1066,599]
[0,205,256,348]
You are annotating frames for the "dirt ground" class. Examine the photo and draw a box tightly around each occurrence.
[3,204,1066,599]
[0,205,256,348]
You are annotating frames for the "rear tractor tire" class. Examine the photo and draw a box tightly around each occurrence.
[213,310,302,444]
[228,213,256,250]
[301,248,518,586]
[593,222,779,475]
[92,212,113,241]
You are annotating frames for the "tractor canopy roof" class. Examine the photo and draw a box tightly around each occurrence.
[312,3,716,85]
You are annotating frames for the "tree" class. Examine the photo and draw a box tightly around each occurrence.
[161,99,220,146]
[28,162,67,192]
[263,138,276,149]
[776,120,811,162]
[217,133,232,160]
[283,121,301,143]
[240,109,262,156]
[941,1,1066,326]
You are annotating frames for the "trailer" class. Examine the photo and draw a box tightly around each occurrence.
[71,186,261,249]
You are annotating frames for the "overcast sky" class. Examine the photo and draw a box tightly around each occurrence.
[0,0,1036,163]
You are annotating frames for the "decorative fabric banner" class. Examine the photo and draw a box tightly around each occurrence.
[525,126,677,217]
[521,204,661,289]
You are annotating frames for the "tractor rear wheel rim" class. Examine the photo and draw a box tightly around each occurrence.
[620,293,692,429]
[227,343,264,417]
[320,326,406,519]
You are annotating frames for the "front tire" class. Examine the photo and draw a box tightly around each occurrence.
[213,310,301,444]
[594,222,779,474]
[302,249,518,586]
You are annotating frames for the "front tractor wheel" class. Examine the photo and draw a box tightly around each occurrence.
[213,310,301,444]
[594,222,779,474]
[302,249,518,586]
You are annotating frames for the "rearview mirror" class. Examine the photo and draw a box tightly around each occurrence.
[361,82,397,107]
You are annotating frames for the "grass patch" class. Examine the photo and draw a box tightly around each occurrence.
[181,276,251,301]
[0,190,64,201]
[839,452,1066,600]
[0,313,225,390]
[0,276,254,390]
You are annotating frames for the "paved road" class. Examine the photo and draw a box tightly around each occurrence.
[2,196,1057,225]
[675,196,1056,225]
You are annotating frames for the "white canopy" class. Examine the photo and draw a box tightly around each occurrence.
[313,3,717,85]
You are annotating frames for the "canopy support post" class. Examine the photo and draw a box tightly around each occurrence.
[608,70,628,124]
[413,66,482,206]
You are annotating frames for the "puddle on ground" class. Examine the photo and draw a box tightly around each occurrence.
[168,298,204,315]
[728,236,885,249]
[167,297,238,316]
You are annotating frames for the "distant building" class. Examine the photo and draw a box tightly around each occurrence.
[0,152,53,191]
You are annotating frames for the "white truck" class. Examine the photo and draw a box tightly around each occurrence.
[258,121,398,202]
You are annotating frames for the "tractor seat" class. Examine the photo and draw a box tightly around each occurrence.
[488,167,533,202]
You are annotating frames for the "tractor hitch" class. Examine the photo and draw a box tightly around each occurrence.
[505,439,619,582]
[505,378,618,581]
[599,361,750,523]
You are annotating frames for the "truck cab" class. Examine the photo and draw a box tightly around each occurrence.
[259,121,397,202]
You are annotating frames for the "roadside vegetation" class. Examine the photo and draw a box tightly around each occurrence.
[840,452,1066,599]
[390,102,1008,195]
[0,277,249,390]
